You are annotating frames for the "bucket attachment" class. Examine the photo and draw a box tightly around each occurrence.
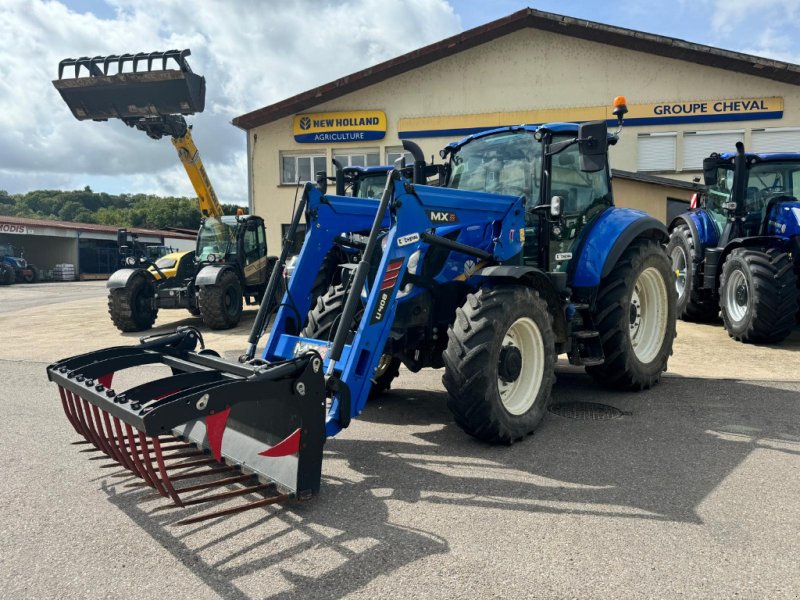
[52,49,205,122]
[46,328,325,525]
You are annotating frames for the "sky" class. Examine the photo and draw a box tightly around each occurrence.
[1,0,799,205]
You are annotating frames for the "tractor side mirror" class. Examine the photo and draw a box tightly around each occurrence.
[550,195,563,218]
[577,120,608,172]
[702,157,718,186]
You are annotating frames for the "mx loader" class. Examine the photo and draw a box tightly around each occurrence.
[53,49,273,331]
[46,98,676,524]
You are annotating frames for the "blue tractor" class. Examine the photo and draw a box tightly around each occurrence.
[46,99,677,521]
[667,144,800,343]
[0,243,39,285]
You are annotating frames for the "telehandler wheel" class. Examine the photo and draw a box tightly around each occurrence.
[586,239,676,391]
[198,270,243,330]
[0,265,13,285]
[443,285,556,444]
[186,305,201,316]
[719,248,798,343]
[667,224,718,322]
[301,284,401,397]
[107,274,158,332]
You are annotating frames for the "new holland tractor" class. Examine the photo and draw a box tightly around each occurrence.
[53,49,273,331]
[46,98,676,522]
[667,143,800,343]
[0,243,39,285]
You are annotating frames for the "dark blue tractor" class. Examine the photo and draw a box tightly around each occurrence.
[667,143,800,343]
[0,243,39,285]
[46,100,678,517]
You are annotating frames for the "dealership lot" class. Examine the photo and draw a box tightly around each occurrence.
[2,282,800,598]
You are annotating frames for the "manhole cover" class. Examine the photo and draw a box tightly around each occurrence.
[548,401,625,420]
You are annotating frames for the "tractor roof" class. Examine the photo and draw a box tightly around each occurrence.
[444,122,585,153]
[342,165,393,175]
[718,152,800,162]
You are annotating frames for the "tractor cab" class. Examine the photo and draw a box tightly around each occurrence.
[197,214,268,288]
[443,121,615,273]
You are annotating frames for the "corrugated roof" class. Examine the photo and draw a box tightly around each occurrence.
[611,169,698,191]
[0,215,196,239]
[233,7,800,131]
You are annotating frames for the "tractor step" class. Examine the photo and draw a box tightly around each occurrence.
[46,328,326,524]
[572,329,599,339]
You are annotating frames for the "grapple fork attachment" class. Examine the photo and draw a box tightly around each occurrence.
[52,49,205,122]
[46,329,325,524]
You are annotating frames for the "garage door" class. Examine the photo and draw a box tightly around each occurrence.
[752,128,800,153]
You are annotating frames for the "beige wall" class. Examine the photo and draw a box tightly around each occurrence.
[249,27,800,248]
[612,178,693,223]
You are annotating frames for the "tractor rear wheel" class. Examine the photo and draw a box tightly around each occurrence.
[21,266,39,283]
[443,285,556,444]
[719,248,797,343]
[108,274,158,332]
[586,239,676,390]
[198,270,243,330]
[301,284,400,397]
[666,224,718,321]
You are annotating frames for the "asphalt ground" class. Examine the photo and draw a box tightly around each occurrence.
[1,282,800,598]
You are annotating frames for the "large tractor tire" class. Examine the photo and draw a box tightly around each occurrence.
[21,266,39,284]
[719,248,798,343]
[107,274,158,332]
[443,285,556,444]
[0,264,14,285]
[301,284,401,398]
[586,239,676,390]
[198,270,243,330]
[666,224,718,322]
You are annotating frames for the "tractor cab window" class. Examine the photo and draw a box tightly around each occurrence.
[197,217,238,261]
[355,173,387,199]
[0,244,13,257]
[706,167,734,233]
[448,131,541,204]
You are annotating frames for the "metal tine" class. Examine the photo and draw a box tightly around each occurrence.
[58,387,83,437]
[152,437,185,506]
[138,433,169,498]
[164,457,218,471]
[65,390,95,447]
[167,465,237,482]
[175,493,290,527]
[126,423,157,489]
[172,483,273,508]
[176,474,255,494]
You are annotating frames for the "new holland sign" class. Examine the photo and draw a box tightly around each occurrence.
[293,110,386,143]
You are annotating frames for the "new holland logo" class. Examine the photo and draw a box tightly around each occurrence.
[426,210,459,224]
[299,116,311,130]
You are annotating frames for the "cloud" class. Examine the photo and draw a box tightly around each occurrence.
[0,0,461,203]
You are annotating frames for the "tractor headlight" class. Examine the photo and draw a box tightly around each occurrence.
[397,250,421,299]
[207,253,217,263]
[125,257,136,266]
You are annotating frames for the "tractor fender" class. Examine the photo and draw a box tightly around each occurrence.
[711,235,793,291]
[106,268,151,290]
[669,209,718,250]
[572,208,667,288]
[195,264,236,287]
[476,265,568,345]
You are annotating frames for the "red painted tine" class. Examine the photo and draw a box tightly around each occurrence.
[125,424,156,489]
[111,416,138,475]
[89,403,121,466]
[64,390,93,445]
[57,386,83,436]
[164,458,217,471]
[99,408,131,471]
[71,393,104,453]
[138,433,169,498]
[152,437,185,507]
[175,493,290,526]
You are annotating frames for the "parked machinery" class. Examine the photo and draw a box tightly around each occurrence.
[0,243,39,284]
[46,98,677,522]
[53,50,273,331]
[667,144,800,343]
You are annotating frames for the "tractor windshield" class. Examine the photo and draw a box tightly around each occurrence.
[448,131,541,202]
[355,173,388,199]
[197,217,238,261]
[0,243,13,257]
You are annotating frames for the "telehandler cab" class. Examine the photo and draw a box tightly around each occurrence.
[47,98,676,523]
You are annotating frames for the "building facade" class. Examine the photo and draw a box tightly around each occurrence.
[233,9,800,249]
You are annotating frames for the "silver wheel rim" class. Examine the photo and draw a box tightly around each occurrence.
[724,269,749,323]
[498,317,545,416]
[374,354,392,378]
[670,246,687,298]
[629,267,669,364]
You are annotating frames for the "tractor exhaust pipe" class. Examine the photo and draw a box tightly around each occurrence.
[332,158,345,195]
[402,140,426,184]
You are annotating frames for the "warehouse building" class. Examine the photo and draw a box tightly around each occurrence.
[233,8,800,248]
[0,216,195,280]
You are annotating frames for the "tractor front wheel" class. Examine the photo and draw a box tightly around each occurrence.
[0,264,14,285]
[198,270,243,330]
[21,266,39,283]
[107,274,158,332]
[586,239,676,390]
[719,248,797,343]
[666,224,717,322]
[443,285,556,444]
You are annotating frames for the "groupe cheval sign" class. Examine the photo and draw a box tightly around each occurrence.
[293,110,386,143]
[397,97,783,139]
[0,223,30,235]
